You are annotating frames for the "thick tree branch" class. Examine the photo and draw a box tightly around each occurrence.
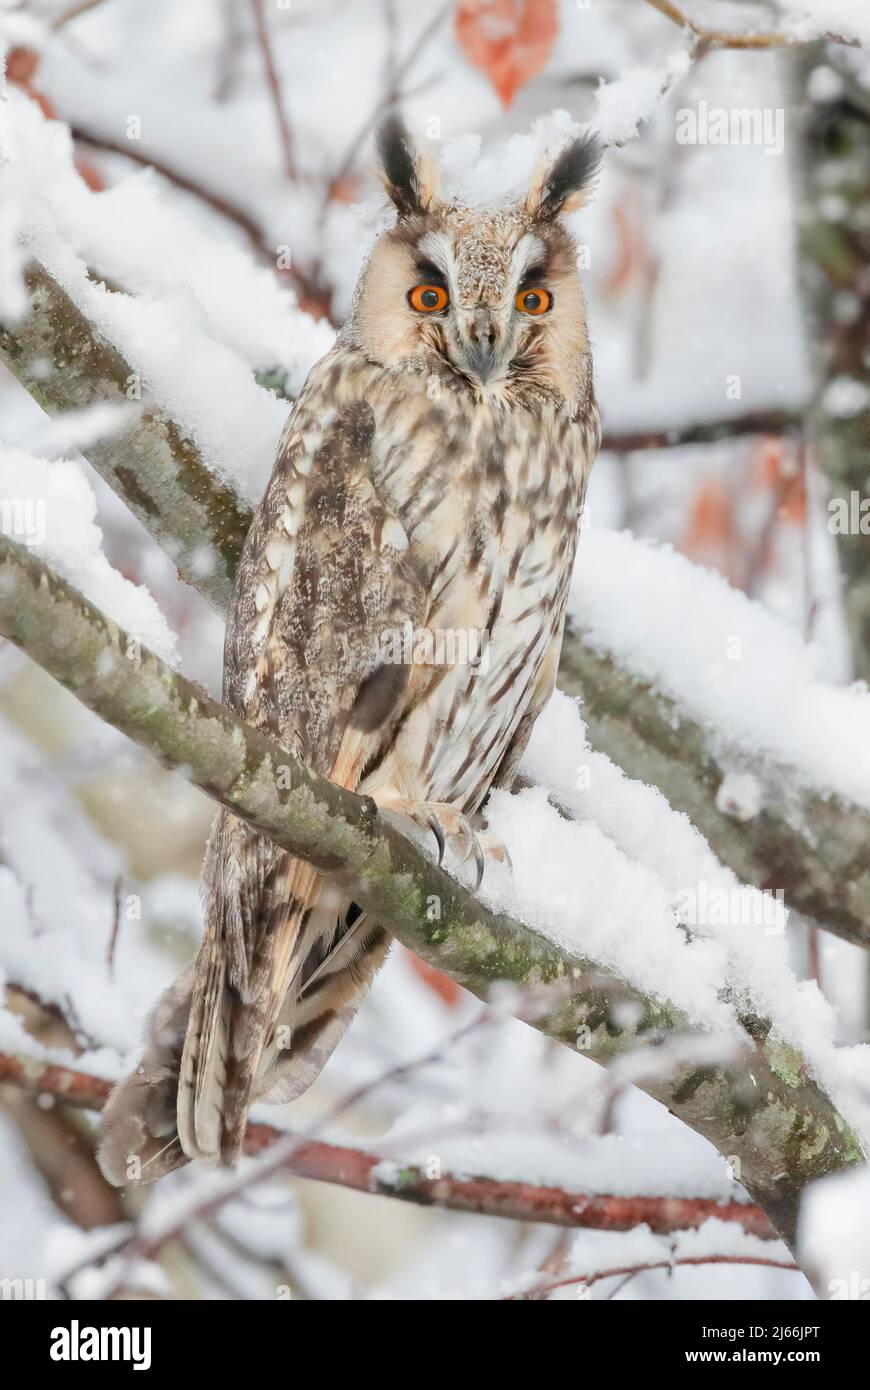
[0,537,861,1249]
[0,1050,775,1239]
[557,632,870,950]
[3,265,867,952]
[0,268,247,611]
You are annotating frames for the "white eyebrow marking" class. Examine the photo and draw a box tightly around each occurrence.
[510,233,546,296]
[416,230,453,280]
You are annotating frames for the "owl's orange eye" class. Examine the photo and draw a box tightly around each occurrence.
[515,287,552,315]
[408,283,449,313]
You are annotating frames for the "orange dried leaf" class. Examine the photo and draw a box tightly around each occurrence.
[327,174,360,204]
[404,949,464,1008]
[455,0,559,109]
[749,437,787,491]
[6,47,40,87]
[75,155,105,192]
[685,479,736,551]
[779,478,806,524]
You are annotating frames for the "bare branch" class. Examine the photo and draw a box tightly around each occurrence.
[50,0,114,30]
[602,409,802,454]
[0,1049,776,1238]
[249,0,296,181]
[644,0,859,50]
[504,1251,797,1300]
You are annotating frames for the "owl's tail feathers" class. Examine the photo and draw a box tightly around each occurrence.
[253,910,390,1107]
[95,906,390,1188]
[97,964,196,1187]
[215,852,324,1168]
[99,732,391,1187]
[215,891,391,1170]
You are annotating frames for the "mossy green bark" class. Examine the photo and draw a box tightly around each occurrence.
[798,48,870,679]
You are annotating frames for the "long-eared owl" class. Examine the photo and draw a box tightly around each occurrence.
[99,117,602,1184]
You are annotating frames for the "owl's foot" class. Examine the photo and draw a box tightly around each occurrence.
[375,796,497,891]
[476,829,511,869]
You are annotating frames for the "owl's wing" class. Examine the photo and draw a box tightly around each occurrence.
[98,397,425,1185]
[487,626,564,794]
[188,398,426,1166]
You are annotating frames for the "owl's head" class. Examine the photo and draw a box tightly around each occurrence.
[345,116,601,411]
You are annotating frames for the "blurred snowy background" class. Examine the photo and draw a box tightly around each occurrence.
[1,0,870,1301]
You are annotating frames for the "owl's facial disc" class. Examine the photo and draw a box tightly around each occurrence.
[410,228,552,387]
[352,203,589,408]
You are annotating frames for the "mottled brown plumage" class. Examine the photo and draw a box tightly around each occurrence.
[98,118,601,1186]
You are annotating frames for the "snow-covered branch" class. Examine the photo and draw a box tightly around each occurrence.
[0,267,248,612]
[0,534,862,1251]
[558,622,870,951]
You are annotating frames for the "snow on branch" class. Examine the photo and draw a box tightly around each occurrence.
[562,530,870,950]
[0,534,863,1250]
[0,266,249,613]
[0,440,178,665]
[0,1050,775,1241]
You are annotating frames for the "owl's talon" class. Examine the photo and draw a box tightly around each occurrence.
[478,830,511,871]
[455,815,486,891]
[426,812,446,867]
[468,832,486,892]
[376,796,503,890]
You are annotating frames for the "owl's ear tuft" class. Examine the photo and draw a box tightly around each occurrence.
[376,114,437,218]
[526,130,603,221]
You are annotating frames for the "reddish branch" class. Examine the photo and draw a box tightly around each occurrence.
[0,1050,774,1240]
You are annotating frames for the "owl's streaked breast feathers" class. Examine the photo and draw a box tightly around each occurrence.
[98,118,602,1186]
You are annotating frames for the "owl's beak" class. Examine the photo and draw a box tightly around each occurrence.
[462,308,500,384]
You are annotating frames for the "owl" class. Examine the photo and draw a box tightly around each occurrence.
[98,117,602,1185]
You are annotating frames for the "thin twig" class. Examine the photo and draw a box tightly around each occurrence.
[322,4,449,204]
[249,0,296,180]
[643,0,858,50]
[106,874,122,977]
[51,0,114,30]
[603,408,802,454]
[505,1251,797,1300]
